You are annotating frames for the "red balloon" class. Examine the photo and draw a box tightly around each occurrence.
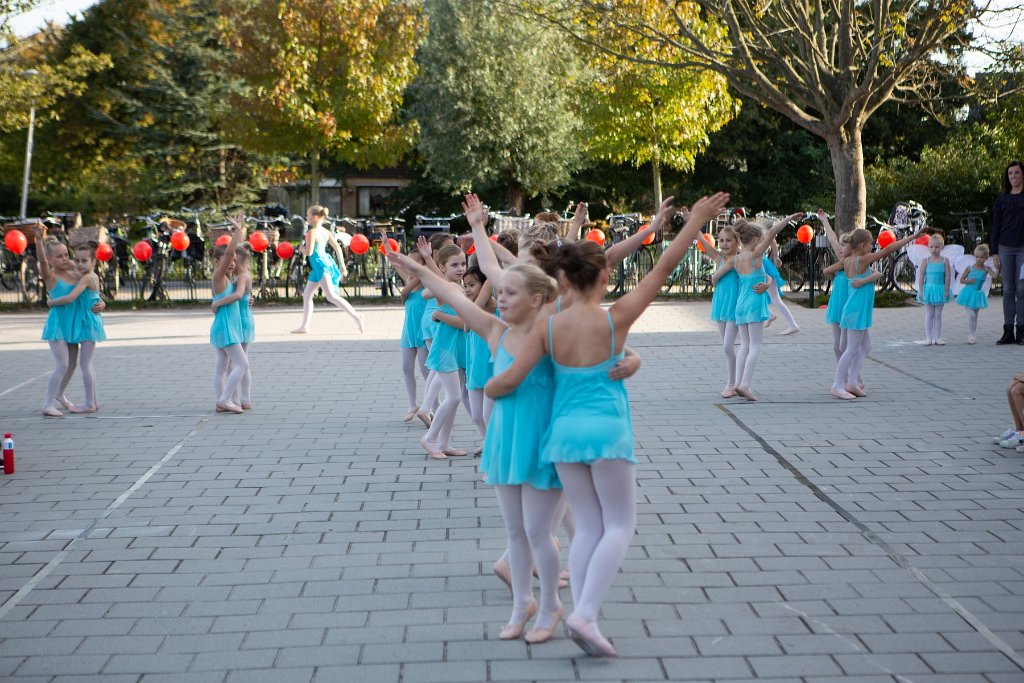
[466,245,476,255]
[249,231,269,252]
[490,234,498,241]
[170,231,190,251]
[350,234,370,255]
[585,228,605,244]
[4,229,27,255]
[641,225,655,245]
[915,234,930,246]
[796,224,814,244]
[877,229,896,248]
[132,241,153,262]
[697,233,716,253]
[216,235,231,247]
[95,243,114,262]
[378,237,399,254]
[276,241,294,259]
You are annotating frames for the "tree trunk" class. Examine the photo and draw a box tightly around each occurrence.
[825,122,866,233]
[651,156,662,209]
[310,145,321,206]
[508,182,525,215]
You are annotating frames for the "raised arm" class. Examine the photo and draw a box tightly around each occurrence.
[386,250,503,341]
[32,223,58,288]
[694,228,723,263]
[566,202,588,243]
[463,194,504,282]
[485,321,546,398]
[605,196,675,268]
[611,193,731,330]
[415,236,445,278]
[863,228,924,267]
[817,210,841,257]
[753,213,802,259]
[214,213,244,283]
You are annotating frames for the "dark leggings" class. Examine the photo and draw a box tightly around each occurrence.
[997,245,1024,325]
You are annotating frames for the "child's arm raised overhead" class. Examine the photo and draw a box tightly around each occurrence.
[213,213,244,288]
[695,230,723,264]
[611,193,731,332]
[474,280,494,310]
[753,213,802,259]
[415,236,445,278]
[32,223,58,288]
[386,250,504,342]
[862,227,924,267]
[605,195,675,268]
[485,321,547,398]
[566,201,588,243]
[817,209,841,257]
[463,194,505,282]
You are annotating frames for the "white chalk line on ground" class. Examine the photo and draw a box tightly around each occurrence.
[0,417,208,621]
[0,372,49,399]
[717,404,1024,672]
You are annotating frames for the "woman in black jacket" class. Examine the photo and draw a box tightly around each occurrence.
[991,160,1024,344]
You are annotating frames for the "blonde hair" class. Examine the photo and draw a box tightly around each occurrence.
[717,226,739,244]
[234,243,252,267]
[929,233,944,246]
[505,264,557,304]
[848,228,873,248]
[975,243,990,258]
[434,243,464,268]
[43,237,66,257]
[734,219,763,245]
[839,233,852,245]
[308,205,329,220]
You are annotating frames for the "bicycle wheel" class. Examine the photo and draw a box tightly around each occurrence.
[780,260,804,292]
[288,254,307,296]
[891,251,917,296]
[101,259,119,299]
[20,255,41,303]
[635,248,655,286]
[813,250,834,295]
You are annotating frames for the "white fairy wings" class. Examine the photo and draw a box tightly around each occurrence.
[952,253,996,296]
[906,244,965,294]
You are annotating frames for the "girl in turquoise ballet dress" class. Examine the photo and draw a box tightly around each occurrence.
[462,266,496,454]
[208,215,248,414]
[956,243,998,344]
[697,226,742,397]
[35,228,83,416]
[292,206,362,334]
[916,234,953,345]
[398,251,429,421]
[210,244,255,409]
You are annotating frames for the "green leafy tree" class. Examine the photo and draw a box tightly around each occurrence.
[219,0,424,205]
[410,0,585,212]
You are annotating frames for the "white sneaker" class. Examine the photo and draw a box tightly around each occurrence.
[1017,443,1024,454]
[999,434,1024,449]
[994,427,1018,444]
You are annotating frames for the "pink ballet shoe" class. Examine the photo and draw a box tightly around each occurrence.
[69,404,98,414]
[291,327,310,334]
[421,435,446,460]
[416,411,432,428]
[493,557,512,593]
[559,567,570,584]
[779,326,800,336]
[57,396,75,410]
[499,598,538,640]
[735,385,758,401]
[720,387,738,398]
[967,336,976,345]
[830,387,857,400]
[443,447,467,457]
[765,314,777,329]
[216,401,243,414]
[240,402,252,411]
[41,407,64,417]
[565,612,617,657]
[473,445,483,456]
[525,604,564,644]
[844,384,866,398]
[404,405,420,422]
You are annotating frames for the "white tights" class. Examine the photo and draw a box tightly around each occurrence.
[214,344,249,405]
[924,304,944,342]
[833,328,870,390]
[556,460,636,623]
[401,347,429,410]
[423,370,463,449]
[78,341,98,409]
[468,388,493,438]
[298,277,359,331]
[735,322,765,389]
[830,323,846,361]
[494,485,564,625]
[717,321,738,389]
[768,285,798,328]
[968,309,979,338]
[59,344,78,401]
[43,341,71,410]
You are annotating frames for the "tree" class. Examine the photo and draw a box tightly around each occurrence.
[511,0,996,231]
[578,4,738,206]
[410,0,585,212]
[219,0,424,205]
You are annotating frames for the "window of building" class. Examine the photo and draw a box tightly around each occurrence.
[358,186,397,216]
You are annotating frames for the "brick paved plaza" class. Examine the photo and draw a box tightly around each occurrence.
[0,299,1022,682]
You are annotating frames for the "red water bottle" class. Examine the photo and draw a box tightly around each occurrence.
[2,434,13,474]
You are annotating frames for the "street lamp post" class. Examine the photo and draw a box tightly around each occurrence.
[19,69,39,219]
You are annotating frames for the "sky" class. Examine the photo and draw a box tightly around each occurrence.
[8,0,1023,74]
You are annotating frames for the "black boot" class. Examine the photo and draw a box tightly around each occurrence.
[997,324,1015,345]
[1017,326,1024,345]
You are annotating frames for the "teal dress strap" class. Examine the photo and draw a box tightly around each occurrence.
[606,309,615,358]
[547,314,556,363]
[556,296,562,313]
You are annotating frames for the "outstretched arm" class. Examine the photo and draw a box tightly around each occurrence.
[753,213,802,259]
[463,194,504,282]
[863,228,924,267]
[818,210,841,257]
[605,196,675,268]
[695,230,723,264]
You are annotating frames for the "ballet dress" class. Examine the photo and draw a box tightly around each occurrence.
[541,311,636,466]
[733,258,771,325]
[763,257,787,292]
[41,279,76,342]
[709,260,739,323]
[839,257,874,330]
[69,288,107,343]
[955,267,989,310]
[400,288,426,349]
[464,327,494,390]
[481,329,559,489]
[917,260,951,304]
[307,232,341,286]
[425,303,466,373]
[238,288,255,344]
[421,296,439,342]
[825,270,850,325]
[210,281,245,348]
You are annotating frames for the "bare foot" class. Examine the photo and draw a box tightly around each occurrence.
[736,385,758,401]
[830,387,856,400]
[844,384,866,398]
[291,327,310,334]
[41,407,64,417]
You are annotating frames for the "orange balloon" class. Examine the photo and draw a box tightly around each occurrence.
[170,231,190,251]
[350,234,370,254]
[249,231,269,252]
[216,235,231,247]
[697,233,716,253]
[4,229,27,255]
[796,224,814,244]
[585,228,605,244]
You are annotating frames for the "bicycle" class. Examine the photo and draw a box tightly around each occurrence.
[948,208,987,249]
[775,214,834,295]
[1,219,43,303]
[606,213,655,296]
[135,215,172,302]
[246,216,286,300]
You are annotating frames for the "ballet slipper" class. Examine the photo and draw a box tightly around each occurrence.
[765,314,777,329]
[216,401,243,414]
[720,387,738,398]
[844,384,866,398]
[493,557,512,593]
[779,326,800,336]
[473,445,483,457]
[559,566,570,583]
[913,339,931,345]
[41,407,64,417]
[735,385,758,401]
[240,402,252,410]
[935,338,946,346]
[404,405,420,422]
[421,435,446,460]
[525,604,564,644]
[565,612,617,657]
[291,327,310,334]
[967,336,976,345]
[69,404,98,414]
[416,411,432,428]
[830,387,857,400]
[499,598,538,640]
[443,447,467,457]
[57,396,75,410]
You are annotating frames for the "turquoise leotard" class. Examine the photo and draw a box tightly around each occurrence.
[210,281,244,348]
[41,279,76,342]
[307,229,341,286]
[710,260,739,323]
[421,297,439,341]
[464,327,493,390]
[955,267,989,310]
[69,289,106,343]
[481,329,559,489]
[400,289,426,348]
[825,270,850,325]
[917,260,950,304]
[734,256,770,325]
[839,257,874,330]
[540,311,635,466]
[238,287,254,344]
[425,303,466,372]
